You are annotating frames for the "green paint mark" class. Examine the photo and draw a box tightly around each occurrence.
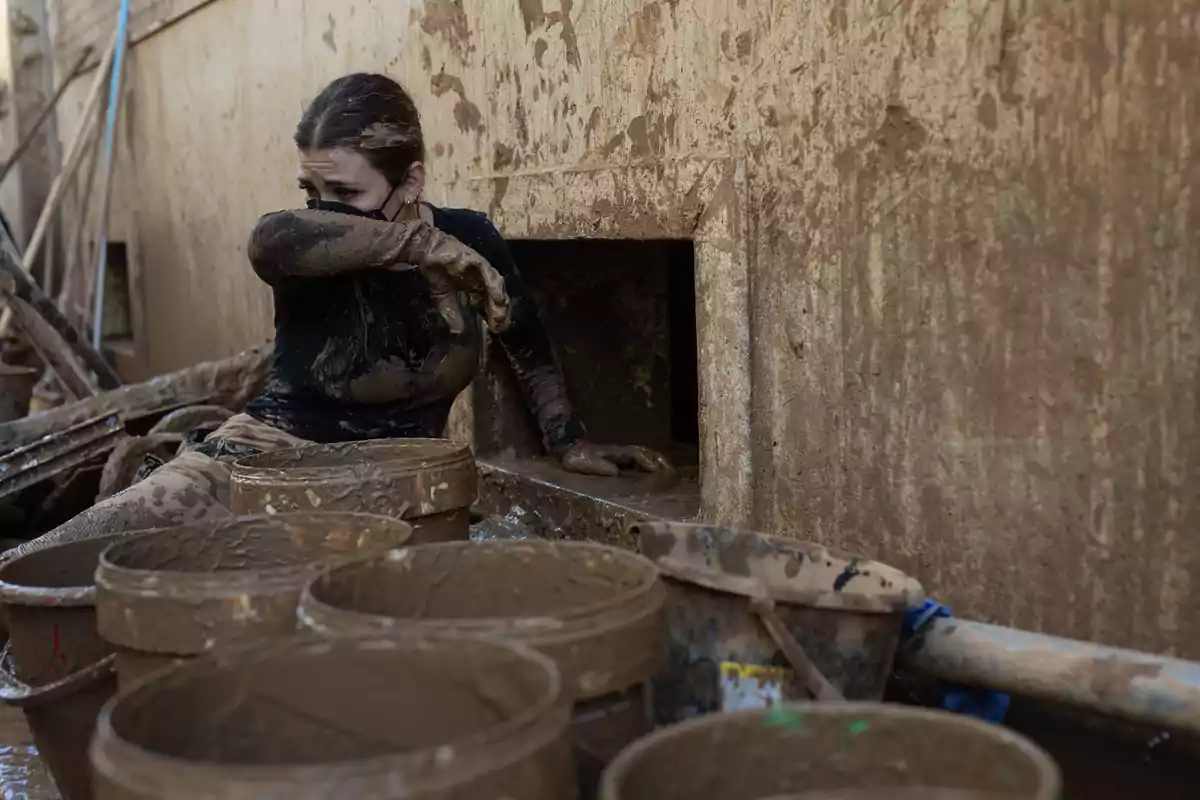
[766,707,806,729]
[847,719,870,735]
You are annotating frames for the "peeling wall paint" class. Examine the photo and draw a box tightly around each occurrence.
[51,0,1200,658]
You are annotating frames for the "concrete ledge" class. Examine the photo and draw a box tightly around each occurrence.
[475,456,700,549]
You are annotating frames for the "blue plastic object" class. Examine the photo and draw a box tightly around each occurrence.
[903,599,1012,724]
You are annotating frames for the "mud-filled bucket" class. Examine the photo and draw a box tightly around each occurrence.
[0,532,130,799]
[230,439,477,543]
[95,513,411,687]
[600,704,1061,799]
[300,540,666,794]
[90,633,575,800]
[633,522,924,723]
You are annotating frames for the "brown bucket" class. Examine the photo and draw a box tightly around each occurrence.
[229,439,477,543]
[94,513,411,687]
[600,704,1061,799]
[633,522,925,723]
[90,633,576,799]
[0,532,129,799]
[300,541,666,794]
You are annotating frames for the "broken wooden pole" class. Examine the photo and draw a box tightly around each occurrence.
[0,26,118,338]
[0,226,120,397]
[0,46,93,186]
[0,343,272,451]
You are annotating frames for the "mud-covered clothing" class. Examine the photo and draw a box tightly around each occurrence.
[244,205,584,452]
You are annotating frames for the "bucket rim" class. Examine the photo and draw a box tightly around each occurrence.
[302,540,663,632]
[96,513,413,589]
[0,643,116,708]
[91,631,569,793]
[230,438,473,482]
[598,703,1062,800]
[0,531,151,607]
[633,521,925,613]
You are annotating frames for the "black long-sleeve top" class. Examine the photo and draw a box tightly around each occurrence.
[243,205,585,452]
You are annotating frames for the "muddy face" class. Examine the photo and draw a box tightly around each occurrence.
[298,147,403,217]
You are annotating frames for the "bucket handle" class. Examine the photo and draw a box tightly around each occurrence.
[0,642,115,709]
[750,597,845,703]
[655,556,844,702]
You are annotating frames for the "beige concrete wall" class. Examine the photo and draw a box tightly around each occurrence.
[53,0,1200,658]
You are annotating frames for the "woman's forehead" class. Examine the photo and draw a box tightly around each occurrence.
[297,147,379,184]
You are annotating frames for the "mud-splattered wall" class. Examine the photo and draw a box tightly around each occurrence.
[51,0,1200,658]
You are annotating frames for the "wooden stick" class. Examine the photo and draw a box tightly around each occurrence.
[60,117,104,330]
[0,226,117,397]
[0,344,273,451]
[0,30,115,339]
[23,28,119,272]
[43,215,57,298]
[0,46,93,186]
[0,98,97,337]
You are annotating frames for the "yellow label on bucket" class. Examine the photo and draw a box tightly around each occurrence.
[719,662,789,711]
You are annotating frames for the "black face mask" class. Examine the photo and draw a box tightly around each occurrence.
[306,183,400,221]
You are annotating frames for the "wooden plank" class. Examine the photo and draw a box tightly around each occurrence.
[0,342,272,451]
[0,221,122,395]
[49,0,222,77]
[7,0,63,249]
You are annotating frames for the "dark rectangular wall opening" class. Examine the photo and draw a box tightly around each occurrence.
[100,241,132,341]
[475,238,698,464]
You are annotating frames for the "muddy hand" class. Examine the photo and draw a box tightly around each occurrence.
[561,441,674,478]
[411,228,511,334]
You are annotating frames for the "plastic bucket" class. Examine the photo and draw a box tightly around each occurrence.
[633,522,924,722]
[90,633,576,799]
[95,513,411,686]
[600,704,1060,799]
[230,439,477,544]
[300,540,666,794]
[0,532,129,799]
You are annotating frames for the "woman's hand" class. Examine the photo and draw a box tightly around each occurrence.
[561,440,675,478]
[406,227,511,334]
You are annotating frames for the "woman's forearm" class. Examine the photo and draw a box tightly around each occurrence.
[509,360,587,455]
[497,300,587,455]
[248,209,426,282]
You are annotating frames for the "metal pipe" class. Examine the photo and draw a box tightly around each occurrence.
[900,617,1200,735]
[91,0,132,348]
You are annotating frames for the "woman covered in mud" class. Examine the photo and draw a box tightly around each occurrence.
[9,73,670,549]
[241,72,669,475]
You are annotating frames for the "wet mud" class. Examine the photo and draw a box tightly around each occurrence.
[0,708,57,799]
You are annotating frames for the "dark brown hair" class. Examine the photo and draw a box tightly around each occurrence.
[294,73,425,184]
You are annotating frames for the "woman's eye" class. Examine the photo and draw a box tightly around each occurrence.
[336,189,359,201]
